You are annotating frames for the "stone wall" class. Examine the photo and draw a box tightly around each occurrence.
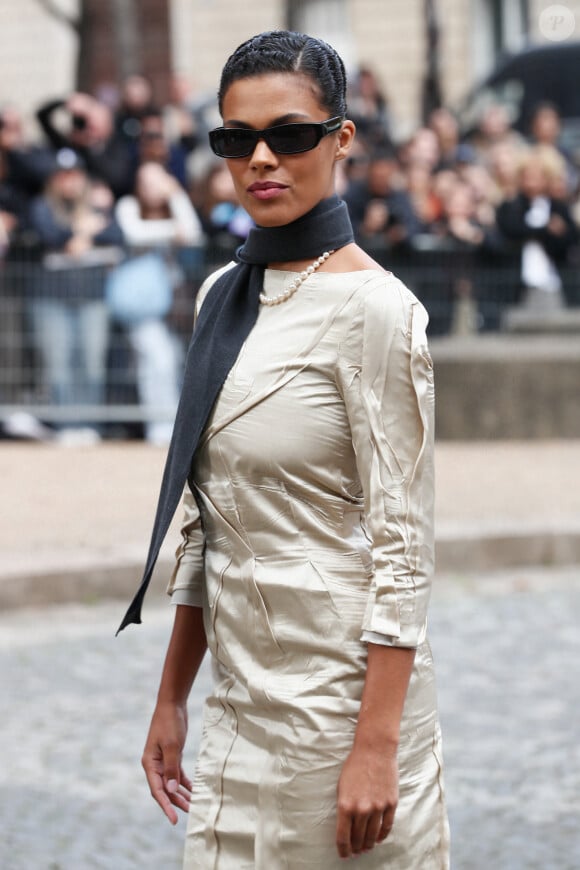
[432,334,580,439]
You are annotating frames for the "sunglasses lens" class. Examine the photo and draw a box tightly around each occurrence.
[210,129,255,158]
[269,125,319,154]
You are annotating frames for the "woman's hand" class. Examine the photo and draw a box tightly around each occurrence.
[335,742,399,859]
[142,701,193,825]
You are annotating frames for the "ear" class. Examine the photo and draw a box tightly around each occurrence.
[335,119,356,163]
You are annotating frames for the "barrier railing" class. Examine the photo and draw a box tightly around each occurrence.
[1,238,578,433]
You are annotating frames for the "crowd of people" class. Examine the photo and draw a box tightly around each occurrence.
[1,68,579,440]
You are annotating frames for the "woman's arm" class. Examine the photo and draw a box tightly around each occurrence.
[142,604,207,824]
[335,273,436,857]
[168,189,204,245]
[336,644,415,858]
[36,98,68,150]
[115,195,177,246]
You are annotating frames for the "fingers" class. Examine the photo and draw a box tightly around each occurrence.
[166,779,192,814]
[146,771,191,824]
[336,807,395,859]
[144,765,180,825]
[377,808,395,842]
[336,807,353,860]
[361,810,383,851]
[178,764,194,793]
[142,742,191,825]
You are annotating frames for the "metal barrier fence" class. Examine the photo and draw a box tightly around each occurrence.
[1,238,579,435]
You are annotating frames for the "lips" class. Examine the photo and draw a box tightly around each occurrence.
[247,181,289,200]
[247,181,287,192]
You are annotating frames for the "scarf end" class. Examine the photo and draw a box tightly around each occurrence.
[116,588,146,635]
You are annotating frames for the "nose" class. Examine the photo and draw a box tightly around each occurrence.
[249,136,278,167]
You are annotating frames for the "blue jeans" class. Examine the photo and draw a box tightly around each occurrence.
[29,299,109,408]
[126,318,181,444]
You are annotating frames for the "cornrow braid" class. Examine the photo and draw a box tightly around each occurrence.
[217,30,347,118]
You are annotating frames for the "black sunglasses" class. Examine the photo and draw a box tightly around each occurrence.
[209,116,343,158]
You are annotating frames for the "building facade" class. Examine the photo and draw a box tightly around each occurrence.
[171,0,580,137]
[1,0,579,138]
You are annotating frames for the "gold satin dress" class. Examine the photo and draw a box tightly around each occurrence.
[169,267,450,869]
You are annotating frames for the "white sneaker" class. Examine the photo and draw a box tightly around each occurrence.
[55,427,102,446]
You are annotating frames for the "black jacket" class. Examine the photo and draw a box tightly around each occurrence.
[496,193,578,262]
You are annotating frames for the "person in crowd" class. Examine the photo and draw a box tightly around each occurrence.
[456,160,498,228]
[341,138,371,187]
[0,106,56,407]
[0,148,28,403]
[343,146,421,248]
[404,160,443,231]
[468,102,525,164]
[26,149,123,440]
[347,64,393,147]
[163,73,201,155]
[36,92,134,198]
[122,29,449,868]
[527,101,578,194]
[0,149,24,252]
[193,161,253,243]
[114,74,156,145]
[435,178,492,248]
[486,140,523,203]
[133,109,192,189]
[430,168,459,212]
[114,161,204,445]
[428,106,462,170]
[400,126,441,173]
[497,145,578,303]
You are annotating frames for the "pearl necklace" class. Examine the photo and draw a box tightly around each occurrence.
[259,250,335,306]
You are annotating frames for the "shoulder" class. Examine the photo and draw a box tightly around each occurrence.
[195,260,237,317]
[114,195,138,219]
[28,196,56,226]
[346,270,425,333]
[336,269,430,365]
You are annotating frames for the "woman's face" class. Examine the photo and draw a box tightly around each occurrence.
[520,159,548,199]
[135,163,172,207]
[220,72,353,227]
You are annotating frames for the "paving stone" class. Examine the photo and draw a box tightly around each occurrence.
[1,566,579,869]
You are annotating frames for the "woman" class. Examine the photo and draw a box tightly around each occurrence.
[497,146,578,306]
[121,31,449,867]
[115,161,204,445]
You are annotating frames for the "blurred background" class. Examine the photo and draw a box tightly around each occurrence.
[1,0,580,440]
[0,2,579,869]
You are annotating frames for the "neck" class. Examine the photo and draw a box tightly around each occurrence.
[238,194,354,268]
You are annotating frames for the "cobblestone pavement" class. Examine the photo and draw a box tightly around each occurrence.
[1,566,579,870]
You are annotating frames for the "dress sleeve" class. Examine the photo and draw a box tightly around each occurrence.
[167,487,205,606]
[336,275,435,648]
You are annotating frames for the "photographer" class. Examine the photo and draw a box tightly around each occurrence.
[36,92,133,199]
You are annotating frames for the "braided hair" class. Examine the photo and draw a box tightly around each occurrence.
[218,30,347,118]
